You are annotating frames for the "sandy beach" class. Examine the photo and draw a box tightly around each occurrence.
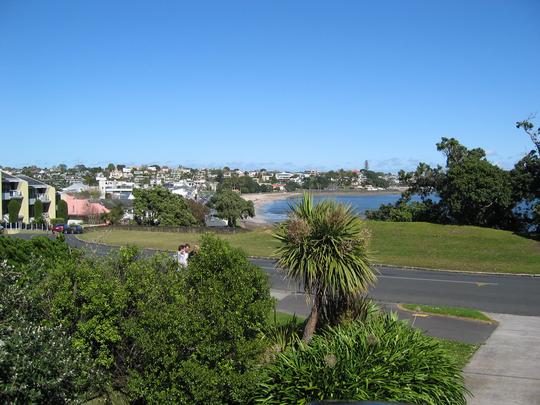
[241,189,405,227]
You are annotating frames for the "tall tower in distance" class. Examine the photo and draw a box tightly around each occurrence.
[364,160,369,171]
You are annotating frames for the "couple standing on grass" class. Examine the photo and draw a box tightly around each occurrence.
[177,243,199,268]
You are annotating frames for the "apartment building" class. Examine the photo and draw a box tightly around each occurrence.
[1,170,56,223]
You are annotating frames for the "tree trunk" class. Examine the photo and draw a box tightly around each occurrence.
[302,294,320,343]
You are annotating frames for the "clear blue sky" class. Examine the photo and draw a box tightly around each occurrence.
[1,0,539,172]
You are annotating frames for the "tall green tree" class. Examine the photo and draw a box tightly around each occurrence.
[33,199,44,225]
[209,189,255,227]
[274,193,375,342]
[56,199,69,222]
[513,117,540,231]
[133,187,196,226]
[370,137,516,229]
[8,199,21,223]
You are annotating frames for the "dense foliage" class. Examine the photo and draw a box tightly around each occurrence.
[209,189,255,226]
[367,128,540,232]
[33,199,44,224]
[133,186,197,226]
[0,235,272,403]
[7,199,21,223]
[56,199,69,222]
[255,313,468,405]
[186,198,210,225]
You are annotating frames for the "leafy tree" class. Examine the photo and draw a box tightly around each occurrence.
[8,199,21,223]
[516,116,540,154]
[219,175,262,193]
[133,187,196,226]
[33,199,45,225]
[57,199,69,222]
[273,193,375,342]
[116,164,125,171]
[209,189,255,227]
[285,181,299,192]
[107,163,116,172]
[513,117,540,231]
[186,198,210,225]
[370,137,516,229]
[83,174,98,186]
[361,169,390,188]
[101,204,124,225]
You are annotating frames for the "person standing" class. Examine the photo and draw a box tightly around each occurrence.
[177,244,189,268]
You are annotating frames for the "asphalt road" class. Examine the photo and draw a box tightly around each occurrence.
[252,258,540,317]
[10,233,540,316]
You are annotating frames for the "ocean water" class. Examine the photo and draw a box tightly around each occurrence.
[260,193,406,223]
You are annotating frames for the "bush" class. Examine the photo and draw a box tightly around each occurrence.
[127,234,273,403]
[50,217,66,225]
[255,313,468,405]
[0,260,95,404]
[3,234,273,403]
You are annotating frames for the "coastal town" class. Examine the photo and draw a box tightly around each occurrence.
[1,163,401,228]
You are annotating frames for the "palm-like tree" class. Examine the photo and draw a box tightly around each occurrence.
[274,193,376,342]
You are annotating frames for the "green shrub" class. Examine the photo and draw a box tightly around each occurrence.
[255,313,468,405]
[50,217,66,225]
[0,261,95,404]
[127,234,273,403]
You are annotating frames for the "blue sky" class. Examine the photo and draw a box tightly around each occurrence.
[1,0,539,172]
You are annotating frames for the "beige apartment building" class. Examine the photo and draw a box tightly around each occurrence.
[0,170,56,224]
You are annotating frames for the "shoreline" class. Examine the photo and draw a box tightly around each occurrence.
[241,189,404,227]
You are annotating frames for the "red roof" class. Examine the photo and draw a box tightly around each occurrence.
[62,194,110,217]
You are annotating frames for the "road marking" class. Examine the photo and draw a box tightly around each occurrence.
[378,275,498,286]
[258,265,498,286]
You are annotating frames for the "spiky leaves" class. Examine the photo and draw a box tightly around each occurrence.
[273,193,376,341]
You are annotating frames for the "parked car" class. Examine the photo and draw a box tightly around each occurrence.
[52,224,67,233]
[69,225,84,234]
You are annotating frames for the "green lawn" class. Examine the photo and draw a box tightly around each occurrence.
[436,339,479,369]
[400,303,493,323]
[79,221,540,274]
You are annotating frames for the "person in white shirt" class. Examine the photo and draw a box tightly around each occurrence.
[177,244,189,268]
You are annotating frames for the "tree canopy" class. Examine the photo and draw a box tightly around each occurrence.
[368,137,517,229]
[209,189,255,227]
[133,187,196,226]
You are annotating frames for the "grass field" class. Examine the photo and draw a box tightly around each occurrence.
[400,303,493,322]
[79,221,540,274]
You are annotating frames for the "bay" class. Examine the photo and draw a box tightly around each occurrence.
[260,193,408,223]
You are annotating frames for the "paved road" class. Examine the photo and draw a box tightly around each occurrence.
[10,234,540,316]
[251,258,540,317]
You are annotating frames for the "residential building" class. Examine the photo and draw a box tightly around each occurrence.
[1,170,56,224]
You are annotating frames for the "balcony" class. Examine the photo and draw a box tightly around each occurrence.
[2,190,23,200]
[37,194,51,203]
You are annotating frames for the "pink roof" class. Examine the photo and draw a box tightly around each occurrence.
[62,194,110,217]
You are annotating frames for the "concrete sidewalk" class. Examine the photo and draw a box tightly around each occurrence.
[464,313,540,405]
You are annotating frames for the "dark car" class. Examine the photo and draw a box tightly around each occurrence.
[69,225,83,234]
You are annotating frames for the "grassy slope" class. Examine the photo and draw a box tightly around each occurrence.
[79,221,540,274]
